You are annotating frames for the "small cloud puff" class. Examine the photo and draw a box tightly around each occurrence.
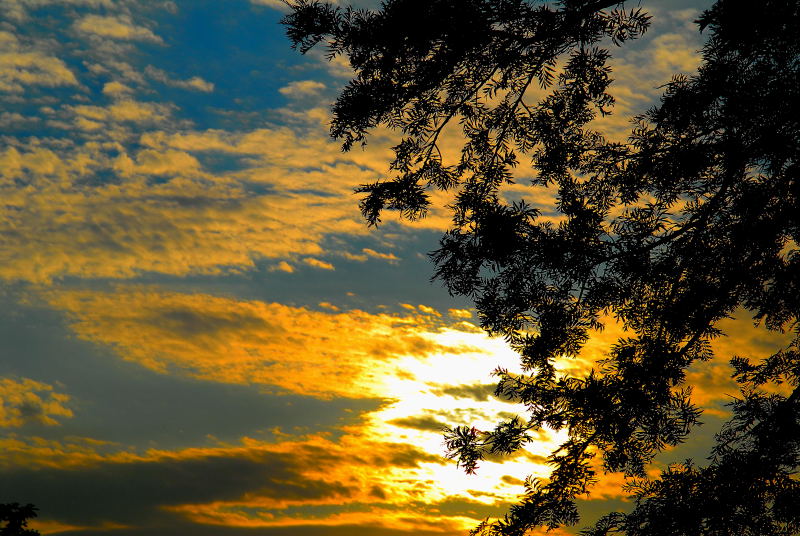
[270,261,295,273]
[101,80,134,96]
[146,66,214,92]
[303,257,335,270]
[69,99,175,130]
[251,0,291,12]
[74,15,163,43]
[417,305,440,316]
[363,248,400,262]
[279,80,326,98]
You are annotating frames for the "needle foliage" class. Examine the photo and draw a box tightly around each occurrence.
[284,0,800,534]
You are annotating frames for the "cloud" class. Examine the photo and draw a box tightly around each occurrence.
[1,0,119,21]
[432,383,497,402]
[589,20,704,141]
[251,0,291,12]
[0,439,354,525]
[340,251,369,262]
[0,432,480,534]
[684,310,796,415]
[303,257,335,270]
[279,80,326,98]
[417,305,440,316]
[145,66,214,92]
[41,287,466,399]
[70,99,176,128]
[115,148,202,176]
[362,248,400,262]
[0,38,79,92]
[0,435,121,471]
[0,130,372,282]
[387,415,448,432]
[270,260,295,273]
[101,80,134,96]
[0,377,73,427]
[0,114,434,282]
[74,15,163,43]
[10,285,585,533]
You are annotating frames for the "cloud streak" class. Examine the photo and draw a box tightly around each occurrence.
[74,15,163,43]
[42,287,470,398]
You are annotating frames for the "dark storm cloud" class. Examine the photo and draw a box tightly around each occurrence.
[433,382,498,402]
[388,415,447,432]
[0,448,352,527]
[151,306,281,338]
[51,522,452,536]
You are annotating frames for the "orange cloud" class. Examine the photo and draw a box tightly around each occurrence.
[362,248,400,262]
[270,260,295,273]
[42,287,467,399]
[145,65,214,92]
[0,140,372,282]
[0,114,444,282]
[74,15,163,43]
[303,257,335,270]
[0,31,78,92]
[31,286,570,510]
[167,503,476,533]
[279,80,326,97]
[13,287,673,533]
[0,435,121,470]
[0,377,73,427]
[2,429,486,533]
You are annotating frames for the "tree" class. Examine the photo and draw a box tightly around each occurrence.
[0,504,40,536]
[284,0,800,534]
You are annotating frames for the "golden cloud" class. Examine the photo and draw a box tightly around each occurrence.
[303,257,336,270]
[566,310,794,418]
[0,377,73,427]
[0,106,454,282]
[74,15,163,43]
[362,248,400,262]
[0,32,78,92]
[32,285,567,507]
[270,260,295,273]
[13,286,697,531]
[145,65,214,92]
[279,80,326,97]
[0,435,117,470]
[3,430,487,533]
[0,134,374,281]
[41,287,471,399]
[69,99,176,131]
[101,80,134,96]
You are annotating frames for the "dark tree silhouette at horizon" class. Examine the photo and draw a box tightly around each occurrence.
[0,504,40,536]
[284,0,800,534]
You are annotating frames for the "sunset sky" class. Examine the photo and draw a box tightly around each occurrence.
[0,1,789,534]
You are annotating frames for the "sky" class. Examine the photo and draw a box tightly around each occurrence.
[0,1,791,535]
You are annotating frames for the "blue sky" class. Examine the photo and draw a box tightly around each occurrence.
[3,1,783,534]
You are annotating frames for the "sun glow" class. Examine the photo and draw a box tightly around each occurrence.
[37,287,581,531]
[360,326,567,505]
